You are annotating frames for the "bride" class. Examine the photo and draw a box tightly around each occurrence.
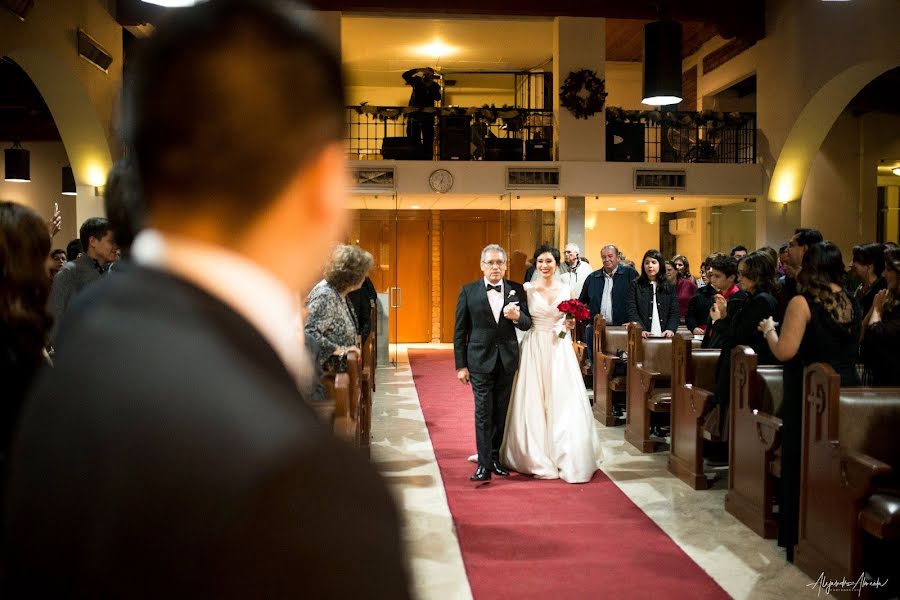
[500,244,603,483]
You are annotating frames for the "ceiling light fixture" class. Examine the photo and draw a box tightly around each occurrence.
[607,207,617,211]
[141,0,207,7]
[642,20,683,106]
[892,167,900,176]
[413,39,456,59]
[4,142,30,182]
[636,199,647,203]
[62,165,76,195]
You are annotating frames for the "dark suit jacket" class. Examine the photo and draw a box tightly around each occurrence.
[625,279,680,333]
[2,266,409,599]
[48,254,103,342]
[578,265,639,326]
[685,284,716,331]
[347,277,378,342]
[453,279,531,374]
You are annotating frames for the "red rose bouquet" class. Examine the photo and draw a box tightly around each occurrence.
[556,299,590,338]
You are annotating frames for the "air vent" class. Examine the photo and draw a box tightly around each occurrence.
[2,0,33,21]
[77,29,113,73]
[634,169,686,190]
[507,167,560,189]
[352,167,395,191]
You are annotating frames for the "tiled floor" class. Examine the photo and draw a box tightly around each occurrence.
[370,348,825,600]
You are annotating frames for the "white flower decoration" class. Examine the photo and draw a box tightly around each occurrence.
[508,290,516,297]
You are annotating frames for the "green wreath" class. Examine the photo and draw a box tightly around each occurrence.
[559,69,608,119]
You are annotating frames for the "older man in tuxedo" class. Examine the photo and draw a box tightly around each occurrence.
[454,244,531,481]
[2,2,409,598]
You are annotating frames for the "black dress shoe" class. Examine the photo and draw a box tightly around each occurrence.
[492,461,509,476]
[470,465,491,481]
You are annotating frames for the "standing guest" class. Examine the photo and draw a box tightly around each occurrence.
[702,254,747,349]
[347,276,378,345]
[65,238,82,262]
[686,254,721,335]
[47,249,67,278]
[860,247,900,386]
[759,241,861,563]
[0,202,54,498]
[851,242,887,318]
[666,259,697,321]
[2,2,410,597]
[48,217,117,342]
[306,245,374,368]
[730,245,749,260]
[560,243,592,299]
[618,251,635,269]
[783,228,823,298]
[672,254,700,287]
[402,67,441,158]
[702,251,780,440]
[626,249,679,338]
[579,244,638,361]
[777,243,791,279]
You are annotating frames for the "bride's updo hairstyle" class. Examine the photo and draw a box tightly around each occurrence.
[532,244,560,266]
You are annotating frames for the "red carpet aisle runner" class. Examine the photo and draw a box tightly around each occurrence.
[408,349,729,600]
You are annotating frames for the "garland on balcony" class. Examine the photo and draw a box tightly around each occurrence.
[354,102,540,126]
[605,106,751,128]
[559,69,608,119]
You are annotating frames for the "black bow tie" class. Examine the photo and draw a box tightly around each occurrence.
[486,284,501,293]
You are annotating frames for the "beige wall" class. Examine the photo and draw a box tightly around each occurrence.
[0,141,75,241]
[710,203,756,256]
[1,0,123,235]
[583,209,659,269]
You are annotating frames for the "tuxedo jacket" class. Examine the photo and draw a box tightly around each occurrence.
[2,265,409,599]
[578,265,639,326]
[453,279,531,374]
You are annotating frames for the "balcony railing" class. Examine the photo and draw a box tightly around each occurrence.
[345,105,554,161]
[606,110,757,164]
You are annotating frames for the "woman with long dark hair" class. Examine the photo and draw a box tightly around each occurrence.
[851,242,887,317]
[1,202,54,485]
[758,241,861,563]
[702,251,781,439]
[626,249,680,338]
[861,247,900,386]
[667,258,698,321]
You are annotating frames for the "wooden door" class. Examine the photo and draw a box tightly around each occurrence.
[350,209,431,343]
[440,210,507,342]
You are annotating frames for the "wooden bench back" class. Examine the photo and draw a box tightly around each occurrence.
[592,314,628,356]
[732,346,784,417]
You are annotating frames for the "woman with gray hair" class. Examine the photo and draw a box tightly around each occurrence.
[305,244,374,367]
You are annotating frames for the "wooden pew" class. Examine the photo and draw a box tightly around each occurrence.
[668,334,721,489]
[592,315,629,426]
[310,372,336,426]
[366,298,377,392]
[795,363,900,587]
[359,366,372,457]
[625,323,696,453]
[725,347,784,539]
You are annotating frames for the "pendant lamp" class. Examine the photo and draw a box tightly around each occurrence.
[642,19,683,106]
[4,142,30,182]
[62,165,77,195]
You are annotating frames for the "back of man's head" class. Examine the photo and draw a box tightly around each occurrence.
[121,0,344,232]
[79,218,111,254]
[66,239,83,261]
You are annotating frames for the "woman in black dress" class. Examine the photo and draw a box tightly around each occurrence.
[626,249,680,338]
[860,247,900,386]
[851,242,887,317]
[758,241,861,562]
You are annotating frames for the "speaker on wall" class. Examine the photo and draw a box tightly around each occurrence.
[381,137,422,160]
[485,137,522,161]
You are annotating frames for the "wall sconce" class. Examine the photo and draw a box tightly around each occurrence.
[4,142,30,182]
[94,185,106,197]
[62,165,77,195]
[642,20,683,106]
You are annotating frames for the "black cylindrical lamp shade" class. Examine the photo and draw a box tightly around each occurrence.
[642,19,683,106]
[4,146,30,182]
[62,165,77,195]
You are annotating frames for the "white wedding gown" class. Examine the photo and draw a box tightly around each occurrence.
[500,283,603,483]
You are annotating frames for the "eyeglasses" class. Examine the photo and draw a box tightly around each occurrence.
[482,260,506,267]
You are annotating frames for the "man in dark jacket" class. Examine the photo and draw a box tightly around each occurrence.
[2,2,409,598]
[579,244,638,361]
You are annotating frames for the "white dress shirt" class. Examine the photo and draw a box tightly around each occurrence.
[650,281,663,336]
[600,266,617,323]
[484,277,504,323]
[131,229,311,389]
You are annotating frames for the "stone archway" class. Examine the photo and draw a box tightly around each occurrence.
[6,48,114,226]
[768,60,899,205]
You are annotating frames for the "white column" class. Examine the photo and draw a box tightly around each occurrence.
[553,17,606,162]
[565,196,585,252]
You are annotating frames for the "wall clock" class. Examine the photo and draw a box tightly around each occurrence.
[428,169,453,193]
